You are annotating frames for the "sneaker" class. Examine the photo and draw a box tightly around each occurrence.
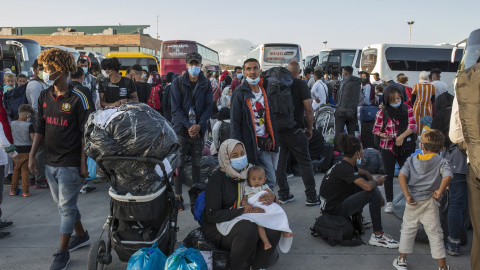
[22,192,30,197]
[50,250,70,270]
[368,233,399,249]
[384,202,393,213]
[176,196,185,211]
[278,193,295,205]
[445,237,460,256]
[0,220,13,230]
[393,256,408,269]
[80,184,97,194]
[9,190,18,196]
[0,231,11,240]
[439,267,450,270]
[35,180,49,189]
[68,230,91,252]
[306,195,320,206]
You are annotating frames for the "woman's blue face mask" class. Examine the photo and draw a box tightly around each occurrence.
[390,100,402,108]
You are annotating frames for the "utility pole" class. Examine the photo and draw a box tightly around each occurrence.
[156,15,159,39]
[323,41,327,49]
[407,21,414,45]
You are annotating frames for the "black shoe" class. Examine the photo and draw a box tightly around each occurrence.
[0,231,11,239]
[0,220,13,230]
[68,230,91,252]
[3,174,12,185]
[176,196,185,211]
[278,193,295,204]
[50,250,70,270]
[305,195,320,206]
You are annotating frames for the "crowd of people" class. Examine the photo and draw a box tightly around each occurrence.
[0,48,478,270]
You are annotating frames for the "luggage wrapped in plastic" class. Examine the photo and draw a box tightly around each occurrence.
[84,103,179,195]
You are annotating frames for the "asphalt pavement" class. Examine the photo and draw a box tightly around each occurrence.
[0,173,472,270]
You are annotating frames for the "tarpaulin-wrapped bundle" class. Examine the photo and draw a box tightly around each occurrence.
[85,102,180,195]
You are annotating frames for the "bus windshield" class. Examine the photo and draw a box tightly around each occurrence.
[0,39,41,76]
[161,43,196,59]
[263,45,300,64]
[116,57,158,73]
[361,48,378,73]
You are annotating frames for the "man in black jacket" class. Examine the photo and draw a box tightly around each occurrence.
[171,52,213,210]
[230,58,278,189]
[334,66,362,136]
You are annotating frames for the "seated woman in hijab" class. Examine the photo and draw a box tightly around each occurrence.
[203,139,280,270]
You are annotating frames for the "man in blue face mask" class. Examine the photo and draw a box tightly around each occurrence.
[230,66,243,92]
[76,58,97,105]
[171,52,213,211]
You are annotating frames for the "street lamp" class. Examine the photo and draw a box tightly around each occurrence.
[323,41,327,49]
[407,21,414,45]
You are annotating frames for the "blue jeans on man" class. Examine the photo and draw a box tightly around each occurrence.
[447,173,468,240]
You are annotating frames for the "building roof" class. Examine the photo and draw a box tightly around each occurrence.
[0,25,150,35]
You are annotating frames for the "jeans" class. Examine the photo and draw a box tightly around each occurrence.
[256,150,276,190]
[12,153,30,194]
[448,173,468,240]
[381,149,409,202]
[0,165,4,220]
[333,188,383,232]
[175,134,204,195]
[45,166,84,234]
[276,128,316,197]
[334,111,356,136]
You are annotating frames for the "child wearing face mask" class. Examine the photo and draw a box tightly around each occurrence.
[241,166,293,251]
[10,104,35,197]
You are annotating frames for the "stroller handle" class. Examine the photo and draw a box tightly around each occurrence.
[96,156,168,179]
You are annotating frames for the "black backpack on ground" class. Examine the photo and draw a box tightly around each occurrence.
[317,142,334,172]
[218,120,231,146]
[264,67,296,131]
[310,213,365,247]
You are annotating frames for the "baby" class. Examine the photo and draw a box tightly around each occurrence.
[242,166,293,250]
[3,73,16,93]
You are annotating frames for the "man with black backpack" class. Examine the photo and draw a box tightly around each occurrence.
[270,62,319,206]
[171,52,212,211]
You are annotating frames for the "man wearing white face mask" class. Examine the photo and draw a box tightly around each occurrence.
[76,58,97,104]
[171,52,213,211]
[230,58,279,190]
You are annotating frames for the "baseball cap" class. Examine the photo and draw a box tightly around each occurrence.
[186,52,202,64]
[383,74,394,82]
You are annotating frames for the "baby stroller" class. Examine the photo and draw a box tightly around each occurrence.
[87,156,178,270]
[314,104,336,143]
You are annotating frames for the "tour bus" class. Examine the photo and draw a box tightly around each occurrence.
[304,54,318,70]
[317,48,362,76]
[360,44,464,94]
[106,52,160,77]
[0,38,41,77]
[159,40,220,79]
[247,43,303,71]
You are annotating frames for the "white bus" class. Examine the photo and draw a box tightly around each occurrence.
[247,43,303,71]
[360,44,464,94]
[317,49,362,75]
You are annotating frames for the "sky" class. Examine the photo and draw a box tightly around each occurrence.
[2,0,479,65]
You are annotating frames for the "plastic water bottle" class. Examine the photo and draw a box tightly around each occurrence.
[189,107,196,125]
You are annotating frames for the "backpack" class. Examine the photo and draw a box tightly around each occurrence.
[218,121,230,146]
[264,67,296,131]
[3,81,30,120]
[162,84,172,114]
[193,192,205,226]
[310,213,365,247]
[148,85,162,110]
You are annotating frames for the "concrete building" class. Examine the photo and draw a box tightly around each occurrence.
[0,25,163,56]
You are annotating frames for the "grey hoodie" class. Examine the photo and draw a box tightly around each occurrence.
[400,154,453,201]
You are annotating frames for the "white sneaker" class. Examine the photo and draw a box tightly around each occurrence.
[384,202,393,213]
[368,233,399,249]
[393,256,408,269]
[439,267,450,270]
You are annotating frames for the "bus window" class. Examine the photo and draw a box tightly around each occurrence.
[162,43,196,59]
[361,48,378,73]
[263,45,300,65]
[340,51,356,67]
[355,51,361,68]
[385,47,461,72]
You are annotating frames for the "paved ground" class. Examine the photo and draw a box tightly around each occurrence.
[0,173,472,270]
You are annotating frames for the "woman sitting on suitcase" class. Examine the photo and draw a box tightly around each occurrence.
[203,139,280,270]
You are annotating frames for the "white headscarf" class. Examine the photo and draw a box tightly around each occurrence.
[218,139,250,181]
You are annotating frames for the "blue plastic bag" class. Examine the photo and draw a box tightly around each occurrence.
[193,192,205,226]
[86,157,98,180]
[165,245,208,270]
[127,243,167,270]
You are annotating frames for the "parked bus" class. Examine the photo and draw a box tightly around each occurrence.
[159,40,220,79]
[247,43,303,71]
[360,44,464,94]
[317,48,362,76]
[304,54,318,70]
[0,38,41,77]
[105,52,159,77]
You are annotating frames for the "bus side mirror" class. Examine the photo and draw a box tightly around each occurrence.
[451,47,457,63]
[6,40,29,62]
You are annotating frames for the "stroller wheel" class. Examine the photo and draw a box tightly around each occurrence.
[87,239,109,270]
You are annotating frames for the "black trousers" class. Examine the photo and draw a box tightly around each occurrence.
[217,220,281,270]
[276,128,316,197]
[381,149,409,202]
[334,111,357,136]
[175,134,204,195]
